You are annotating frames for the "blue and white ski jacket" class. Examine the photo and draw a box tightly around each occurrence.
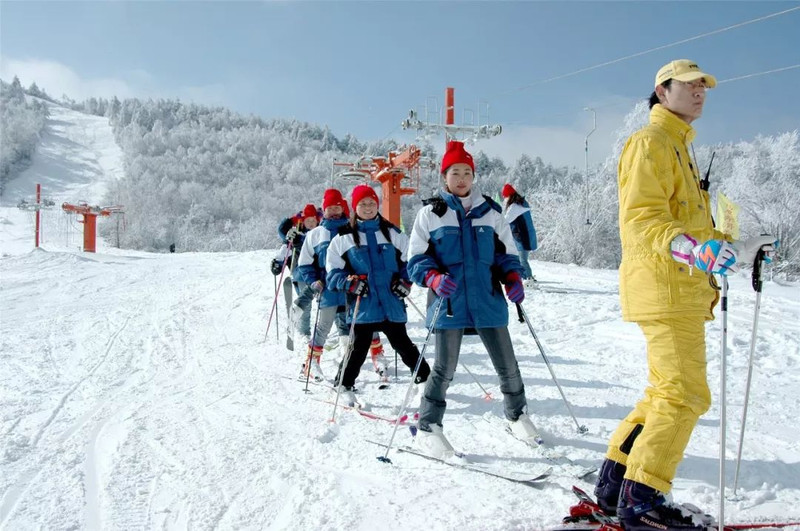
[407,189,523,329]
[326,217,410,325]
[504,200,538,251]
[295,217,349,309]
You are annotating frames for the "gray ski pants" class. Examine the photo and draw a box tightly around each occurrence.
[418,326,527,431]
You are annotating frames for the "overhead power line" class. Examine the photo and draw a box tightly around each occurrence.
[497,5,800,97]
[718,64,800,84]
[499,62,800,128]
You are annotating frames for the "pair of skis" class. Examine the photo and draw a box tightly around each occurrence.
[551,486,800,531]
[367,439,552,487]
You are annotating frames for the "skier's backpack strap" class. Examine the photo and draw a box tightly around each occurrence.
[482,194,502,213]
[422,196,448,217]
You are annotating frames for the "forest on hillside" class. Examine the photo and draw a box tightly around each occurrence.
[2,78,798,275]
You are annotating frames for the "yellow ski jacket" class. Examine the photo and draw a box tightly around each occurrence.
[617,104,729,322]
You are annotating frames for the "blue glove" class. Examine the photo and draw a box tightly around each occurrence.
[310,280,324,292]
[692,239,738,275]
[425,270,457,298]
[504,271,525,303]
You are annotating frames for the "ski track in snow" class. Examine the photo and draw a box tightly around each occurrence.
[1,102,799,530]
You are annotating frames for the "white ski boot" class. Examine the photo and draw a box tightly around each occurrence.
[413,424,456,460]
[508,413,543,445]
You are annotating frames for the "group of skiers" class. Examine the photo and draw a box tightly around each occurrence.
[269,58,779,531]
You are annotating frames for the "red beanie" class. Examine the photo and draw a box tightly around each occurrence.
[501,183,516,199]
[440,140,475,174]
[340,198,350,217]
[301,203,318,219]
[322,189,344,210]
[351,184,379,211]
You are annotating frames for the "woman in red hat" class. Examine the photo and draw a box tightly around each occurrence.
[406,141,540,459]
[326,184,431,407]
[501,183,538,284]
[294,189,351,380]
[272,204,322,345]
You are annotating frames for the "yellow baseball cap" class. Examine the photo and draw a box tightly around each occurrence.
[655,59,717,88]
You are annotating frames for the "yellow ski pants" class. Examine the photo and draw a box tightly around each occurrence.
[606,316,711,493]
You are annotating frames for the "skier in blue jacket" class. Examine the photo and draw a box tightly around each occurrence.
[501,183,538,284]
[295,189,351,381]
[326,184,431,406]
[273,204,321,344]
[407,140,541,459]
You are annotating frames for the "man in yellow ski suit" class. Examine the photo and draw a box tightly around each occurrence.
[593,60,737,530]
[594,58,778,530]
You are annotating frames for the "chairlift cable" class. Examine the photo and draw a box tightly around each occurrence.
[493,6,800,97]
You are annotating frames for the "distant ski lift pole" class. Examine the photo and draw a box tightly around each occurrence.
[334,87,501,226]
[61,202,124,253]
[16,184,55,248]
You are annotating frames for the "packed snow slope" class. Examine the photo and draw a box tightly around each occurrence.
[1,103,799,530]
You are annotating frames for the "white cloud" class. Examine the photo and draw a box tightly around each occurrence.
[0,57,139,101]
[0,57,234,109]
[477,98,637,169]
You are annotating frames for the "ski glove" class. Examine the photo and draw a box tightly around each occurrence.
[270,258,284,275]
[671,235,738,275]
[424,270,457,298]
[734,235,779,265]
[694,239,739,275]
[310,280,324,293]
[503,271,525,303]
[347,275,369,297]
[391,277,412,298]
[285,226,300,244]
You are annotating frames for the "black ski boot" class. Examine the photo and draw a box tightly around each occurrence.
[617,479,715,530]
[594,458,625,516]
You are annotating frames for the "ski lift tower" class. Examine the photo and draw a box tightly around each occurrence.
[401,87,502,148]
[17,183,55,249]
[16,184,55,248]
[333,147,427,226]
[61,202,124,253]
[332,88,501,227]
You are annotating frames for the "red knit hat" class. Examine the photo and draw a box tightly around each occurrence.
[440,140,475,174]
[301,203,318,219]
[351,184,379,211]
[501,183,516,199]
[322,189,344,210]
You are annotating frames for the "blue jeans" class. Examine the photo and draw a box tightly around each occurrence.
[310,305,349,348]
[517,248,533,279]
[293,282,314,337]
[418,327,527,430]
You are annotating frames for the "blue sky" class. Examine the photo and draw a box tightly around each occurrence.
[1,1,798,168]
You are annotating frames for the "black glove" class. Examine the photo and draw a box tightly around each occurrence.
[285,226,299,244]
[270,259,283,275]
[347,276,369,297]
[391,278,412,298]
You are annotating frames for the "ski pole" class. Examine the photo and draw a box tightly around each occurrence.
[377,296,446,464]
[274,275,280,343]
[516,304,588,434]
[330,295,362,424]
[406,296,492,400]
[304,292,323,394]
[719,275,729,526]
[732,249,766,496]
[264,241,294,342]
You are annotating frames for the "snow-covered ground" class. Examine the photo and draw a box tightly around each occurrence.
[1,103,799,530]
